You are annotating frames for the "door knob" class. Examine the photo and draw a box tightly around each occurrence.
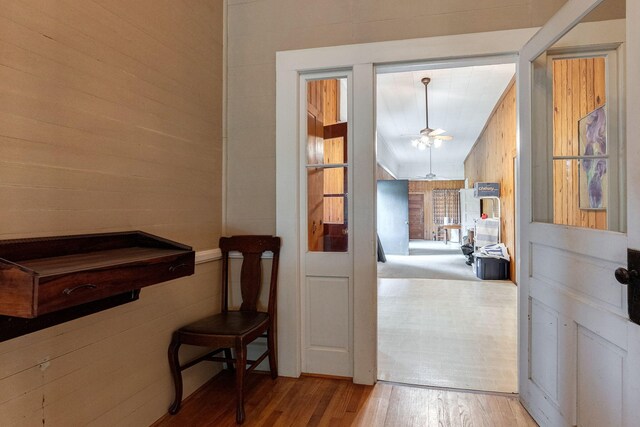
[618,249,640,326]
[615,267,638,285]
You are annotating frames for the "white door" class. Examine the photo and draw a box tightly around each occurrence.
[300,72,353,377]
[518,0,640,426]
[459,188,480,240]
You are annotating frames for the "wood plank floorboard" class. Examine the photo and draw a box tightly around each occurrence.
[153,372,537,426]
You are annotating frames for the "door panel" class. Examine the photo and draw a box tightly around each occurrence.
[304,276,351,376]
[530,242,625,312]
[408,193,424,239]
[302,73,353,377]
[518,2,638,425]
[529,299,560,404]
[576,326,624,427]
[376,180,409,255]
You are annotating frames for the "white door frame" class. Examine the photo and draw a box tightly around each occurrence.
[276,28,537,384]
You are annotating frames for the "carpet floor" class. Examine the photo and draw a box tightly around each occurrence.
[377,240,517,393]
[378,240,480,281]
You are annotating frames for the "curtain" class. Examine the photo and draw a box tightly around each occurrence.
[432,189,460,225]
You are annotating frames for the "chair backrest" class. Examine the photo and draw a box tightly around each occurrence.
[219,235,281,315]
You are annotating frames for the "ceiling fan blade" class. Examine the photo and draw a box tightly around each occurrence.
[428,128,446,136]
[433,135,453,141]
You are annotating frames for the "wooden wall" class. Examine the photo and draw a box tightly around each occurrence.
[0,1,223,425]
[552,57,607,229]
[376,164,396,181]
[323,133,345,224]
[408,180,466,240]
[307,79,342,249]
[465,80,517,281]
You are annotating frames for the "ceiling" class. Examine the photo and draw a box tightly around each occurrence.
[376,63,516,180]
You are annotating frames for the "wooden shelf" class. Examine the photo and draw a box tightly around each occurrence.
[20,247,190,276]
[0,231,195,320]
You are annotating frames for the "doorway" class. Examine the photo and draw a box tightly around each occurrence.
[276,30,534,384]
[276,2,636,424]
[375,62,519,393]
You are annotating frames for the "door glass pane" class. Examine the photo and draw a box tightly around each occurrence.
[552,159,608,228]
[306,78,349,252]
[531,0,625,231]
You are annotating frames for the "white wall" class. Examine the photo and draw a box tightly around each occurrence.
[225,0,568,235]
[376,133,402,178]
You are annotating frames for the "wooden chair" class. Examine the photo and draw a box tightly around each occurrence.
[167,235,281,424]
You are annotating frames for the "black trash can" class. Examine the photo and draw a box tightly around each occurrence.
[461,244,474,266]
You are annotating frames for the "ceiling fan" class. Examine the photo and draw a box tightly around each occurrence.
[410,77,453,150]
[421,145,439,180]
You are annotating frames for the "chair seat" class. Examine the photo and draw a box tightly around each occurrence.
[179,311,269,336]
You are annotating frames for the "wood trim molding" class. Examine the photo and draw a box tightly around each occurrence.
[377,163,397,180]
[195,248,222,264]
[195,248,274,264]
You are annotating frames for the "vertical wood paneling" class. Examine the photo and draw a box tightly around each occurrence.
[408,180,466,241]
[308,81,327,249]
[323,79,339,126]
[323,137,345,224]
[464,80,517,281]
[552,57,606,229]
[321,80,344,225]
[376,164,396,181]
[0,1,223,425]
[307,110,325,250]
[307,79,344,244]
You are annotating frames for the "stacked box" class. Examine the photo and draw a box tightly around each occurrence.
[474,255,509,280]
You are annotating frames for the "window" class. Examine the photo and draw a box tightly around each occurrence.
[305,78,349,251]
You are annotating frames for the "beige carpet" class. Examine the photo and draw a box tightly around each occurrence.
[377,277,518,393]
[378,240,481,281]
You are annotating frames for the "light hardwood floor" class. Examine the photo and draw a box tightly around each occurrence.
[153,372,537,426]
[378,277,517,393]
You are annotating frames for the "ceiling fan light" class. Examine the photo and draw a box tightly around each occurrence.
[434,139,442,148]
[418,143,426,150]
[411,139,419,147]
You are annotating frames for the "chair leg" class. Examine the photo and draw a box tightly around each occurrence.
[235,343,247,424]
[167,334,183,415]
[224,348,235,372]
[267,325,278,379]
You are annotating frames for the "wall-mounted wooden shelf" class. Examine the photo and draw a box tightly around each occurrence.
[0,231,195,340]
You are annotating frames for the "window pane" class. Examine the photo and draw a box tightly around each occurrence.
[552,159,607,229]
[306,78,348,252]
[307,167,348,252]
[531,0,625,231]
